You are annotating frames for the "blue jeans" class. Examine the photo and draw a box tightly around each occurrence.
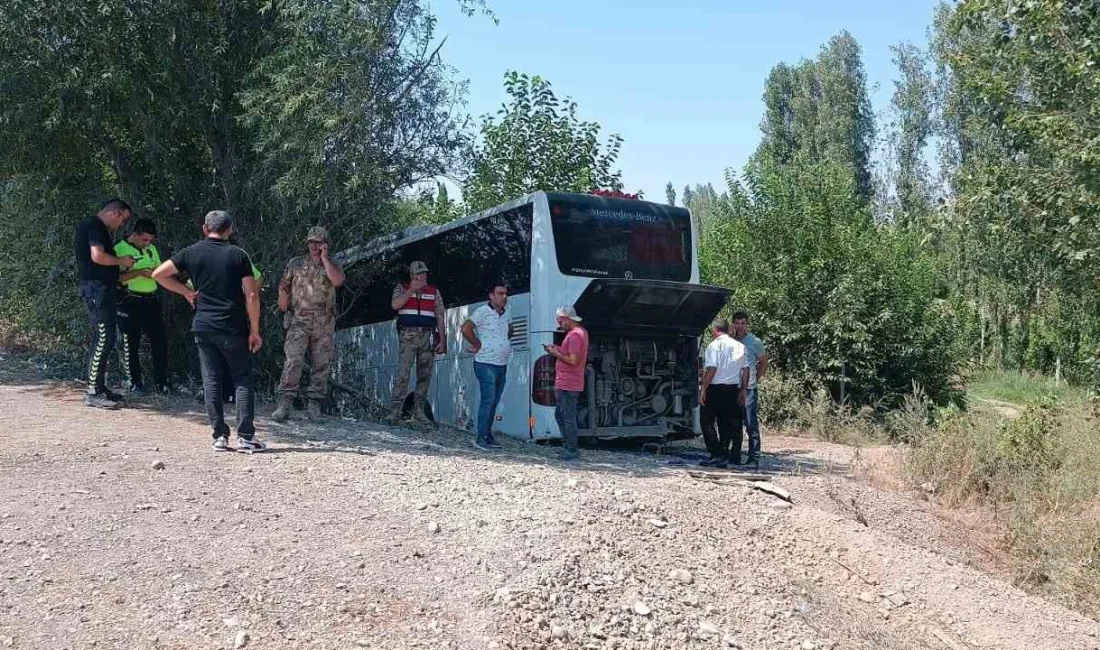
[743,388,760,458]
[473,361,507,444]
[554,389,581,453]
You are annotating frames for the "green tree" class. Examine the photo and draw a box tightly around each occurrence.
[463,72,624,211]
[665,182,676,206]
[0,0,481,375]
[701,157,961,406]
[753,32,875,202]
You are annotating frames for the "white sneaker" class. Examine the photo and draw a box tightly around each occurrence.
[212,436,230,452]
[236,437,266,453]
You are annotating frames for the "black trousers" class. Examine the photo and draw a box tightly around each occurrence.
[194,332,255,439]
[701,384,745,462]
[78,281,117,395]
[118,292,168,389]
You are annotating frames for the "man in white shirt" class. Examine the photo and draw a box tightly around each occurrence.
[699,317,749,468]
[461,283,512,450]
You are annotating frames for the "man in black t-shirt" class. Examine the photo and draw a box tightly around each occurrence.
[73,199,135,409]
[152,210,265,452]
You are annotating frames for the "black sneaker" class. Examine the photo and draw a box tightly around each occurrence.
[84,393,120,409]
[746,455,760,468]
[102,388,126,403]
[473,440,492,452]
[712,460,729,470]
[698,458,715,467]
[486,437,503,449]
[128,383,149,398]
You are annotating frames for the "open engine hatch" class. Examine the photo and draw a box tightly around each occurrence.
[572,279,731,335]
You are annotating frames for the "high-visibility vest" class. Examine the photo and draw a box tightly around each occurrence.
[396,284,439,329]
[114,241,162,294]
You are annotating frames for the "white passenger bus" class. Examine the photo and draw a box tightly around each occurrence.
[332,191,730,441]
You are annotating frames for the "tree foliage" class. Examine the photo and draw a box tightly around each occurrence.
[463,72,623,211]
[753,32,876,202]
[0,0,477,376]
[699,157,961,406]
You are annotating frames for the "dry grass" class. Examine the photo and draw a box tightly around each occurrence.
[906,383,1100,616]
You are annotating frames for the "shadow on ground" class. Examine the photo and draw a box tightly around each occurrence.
[17,381,847,479]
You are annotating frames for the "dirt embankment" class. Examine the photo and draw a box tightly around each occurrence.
[0,382,1097,650]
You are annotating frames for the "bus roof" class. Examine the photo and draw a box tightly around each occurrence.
[333,191,690,270]
[333,192,543,269]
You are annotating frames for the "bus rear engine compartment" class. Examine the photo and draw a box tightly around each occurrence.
[580,334,698,437]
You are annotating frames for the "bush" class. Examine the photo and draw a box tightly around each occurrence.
[907,390,1100,615]
[699,156,964,409]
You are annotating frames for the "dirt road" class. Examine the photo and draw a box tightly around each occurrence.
[0,382,1097,650]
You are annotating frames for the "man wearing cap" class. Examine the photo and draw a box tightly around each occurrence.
[152,210,265,452]
[388,261,446,423]
[115,217,169,396]
[543,306,589,461]
[272,226,346,422]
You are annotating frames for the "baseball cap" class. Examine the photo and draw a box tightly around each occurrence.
[409,261,429,275]
[204,210,233,233]
[306,226,329,243]
[555,306,582,322]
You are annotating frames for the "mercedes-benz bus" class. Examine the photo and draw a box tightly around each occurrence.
[332,191,730,441]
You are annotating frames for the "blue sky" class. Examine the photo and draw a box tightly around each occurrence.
[433,0,941,202]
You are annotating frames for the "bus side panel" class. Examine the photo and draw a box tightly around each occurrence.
[334,320,400,406]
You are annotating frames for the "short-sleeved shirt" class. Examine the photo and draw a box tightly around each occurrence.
[469,304,510,366]
[738,333,766,389]
[555,326,589,392]
[74,216,118,285]
[114,240,161,294]
[170,238,255,336]
[279,256,338,313]
[392,284,446,321]
[704,334,747,386]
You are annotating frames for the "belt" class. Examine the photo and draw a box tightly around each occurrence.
[399,326,434,331]
[122,290,158,299]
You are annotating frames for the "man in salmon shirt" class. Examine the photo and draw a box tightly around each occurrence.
[543,306,589,461]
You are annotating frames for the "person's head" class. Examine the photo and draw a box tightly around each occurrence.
[711,317,731,339]
[731,310,749,338]
[488,283,508,311]
[555,305,582,331]
[97,198,132,231]
[202,210,234,240]
[408,260,429,283]
[128,218,157,249]
[306,226,329,259]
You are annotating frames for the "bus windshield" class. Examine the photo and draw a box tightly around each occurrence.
[548,195,692,282]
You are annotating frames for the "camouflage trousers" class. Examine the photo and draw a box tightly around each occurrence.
[278,310,335,400]
[390,327,435,416]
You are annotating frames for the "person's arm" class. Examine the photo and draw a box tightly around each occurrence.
[757,351,769,380]
[277,262,292,312]
[391,283,415,311]
[90,245,135,270]
[700,367,717,406]
[546,336,581,366]
[461,317,481,353]
[120,269,152,283]
[151,260,198,306]
[739,366,750,405]
[242,275,262,352]
[434,290,446,354]
[319,243,345,287]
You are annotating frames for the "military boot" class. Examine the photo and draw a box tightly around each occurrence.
[307,399,323,420]
[271,396,294,422]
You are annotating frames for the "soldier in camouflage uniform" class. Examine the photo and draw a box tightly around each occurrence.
[387,261,446,424]
[272,226,346,421]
